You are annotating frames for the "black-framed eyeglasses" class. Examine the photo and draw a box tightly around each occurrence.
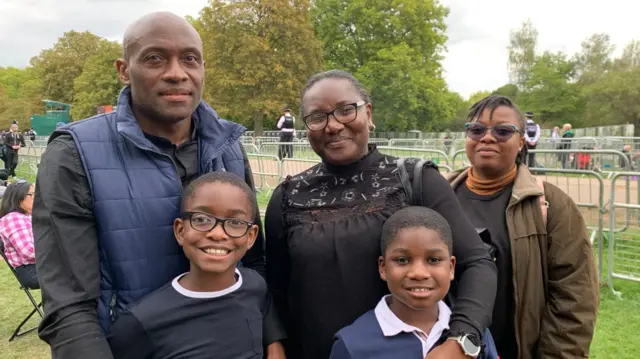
[464,122,522,142]
[181,212,255,238]
[302,101,367,131]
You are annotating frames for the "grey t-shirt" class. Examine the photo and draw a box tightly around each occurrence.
[455,182,517,359]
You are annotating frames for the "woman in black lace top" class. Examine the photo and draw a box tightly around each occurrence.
[265,70,497,359]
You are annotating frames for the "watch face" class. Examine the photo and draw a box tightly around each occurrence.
[462,336,481,355]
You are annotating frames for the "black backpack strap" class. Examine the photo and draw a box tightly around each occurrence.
[396,158,439,206]
[412,160,427,206]
[396,158,414,205]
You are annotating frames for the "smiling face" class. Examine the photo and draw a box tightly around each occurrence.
[379,227,455,313]
[465,106,525,179]
[116,13,204,124]
[303,78,373,166]
[174,182,258,276]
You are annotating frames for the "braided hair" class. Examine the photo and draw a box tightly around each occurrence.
[467,95,527,165]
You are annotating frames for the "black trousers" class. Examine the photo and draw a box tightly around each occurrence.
[278,132,294,159]
[14,263,39,289]
[5,149,18,176]
[526,143,537,167]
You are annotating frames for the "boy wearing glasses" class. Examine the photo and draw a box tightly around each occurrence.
[108,172,284,359]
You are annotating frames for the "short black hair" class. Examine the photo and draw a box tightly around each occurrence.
[467,95,524,132]
[0,180,32,217]
[467,95,527,164]
[181,172,257,215]
[300,69,371,117]
[381,206,453,255]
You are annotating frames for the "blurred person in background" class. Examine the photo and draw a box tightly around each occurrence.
[277,107,296,159]
[3,122,26,177]
[523,112,540,167]
[560,123,574,169]
[0,179,38,289]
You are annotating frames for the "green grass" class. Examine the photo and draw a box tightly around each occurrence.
[2,192,639,358]
[0,265,47,359]
[591,280,640,358]
[13,162,37,183]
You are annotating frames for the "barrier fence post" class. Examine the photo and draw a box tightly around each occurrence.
[607,171,640,298]
[530,168,606,282]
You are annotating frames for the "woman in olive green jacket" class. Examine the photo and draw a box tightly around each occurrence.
[446,95,599,359]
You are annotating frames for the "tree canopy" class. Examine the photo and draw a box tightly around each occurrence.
[1,9,639,133]
[312,0,452,131]
[195,0,323,135]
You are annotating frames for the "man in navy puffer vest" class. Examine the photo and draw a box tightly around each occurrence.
[33,12,284,359]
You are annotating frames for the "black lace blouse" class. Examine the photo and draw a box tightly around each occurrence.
[265,146,497,359]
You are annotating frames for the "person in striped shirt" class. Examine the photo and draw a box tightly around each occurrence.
[0,179,38,288]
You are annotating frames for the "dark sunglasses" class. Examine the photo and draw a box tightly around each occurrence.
[464,122,522,142]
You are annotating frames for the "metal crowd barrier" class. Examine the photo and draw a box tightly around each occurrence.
[452,149,632,173]
[15,154,41,181]
[530,168,606,281]
[281,158,321,179]
[241,143,260,154]
[258,142,320,160]
[368,138,391,147]
[247,154,281,191]
[528,149,631,175]
[451,149,469,169]
[607,172,640,297]
[377,147,450,167]
[601,137,640,152]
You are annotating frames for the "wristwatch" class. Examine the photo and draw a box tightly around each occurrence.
[447,333,482,358]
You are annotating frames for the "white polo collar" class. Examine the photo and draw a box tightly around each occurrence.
[374,295,451,355]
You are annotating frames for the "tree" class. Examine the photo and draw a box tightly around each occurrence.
[71,40,123,120]
[582,67,640,128]
[508,20,538,89]
[616,40,640,70]
[575,33,615,84]
[492,84,519,101]
[196,0,323,135]
[0,66,42,128]
[467,90,491,105]
[357,43,452,131]
[30,31,103,104]
[582,39,640,127]
[519,51,582,125]
[312,0,451,131]
[312,0,448,73]
[446,91,471,130]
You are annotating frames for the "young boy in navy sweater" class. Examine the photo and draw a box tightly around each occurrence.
[108,172,285,359]
[329,206,498,359]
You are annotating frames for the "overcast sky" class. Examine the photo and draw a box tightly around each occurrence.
[1,0,639,98]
